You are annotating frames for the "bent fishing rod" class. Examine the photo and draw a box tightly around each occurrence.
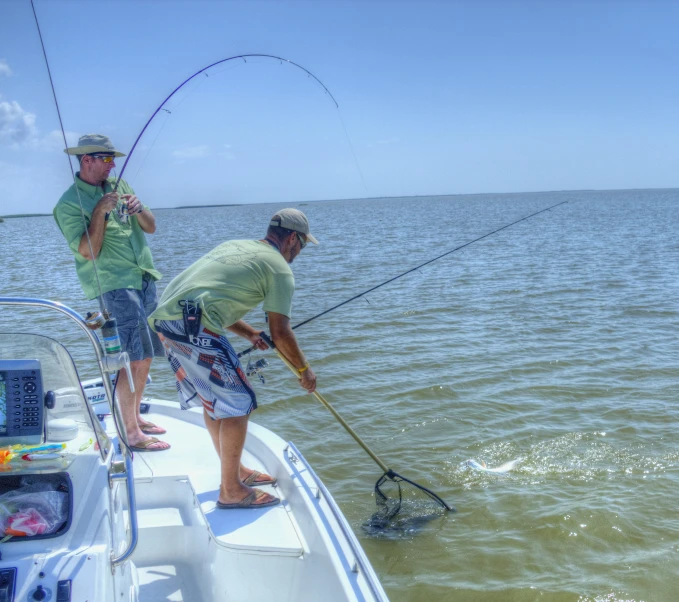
[115,54,339,189]
[239,199,568,357]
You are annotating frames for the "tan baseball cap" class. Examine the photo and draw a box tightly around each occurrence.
[270,208,319,244]
[64,134,126,157]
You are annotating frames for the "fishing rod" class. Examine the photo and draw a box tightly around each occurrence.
[115,54,340,189]
[239,199,568,357]
[30,0,109,317]
[31,0,137,454]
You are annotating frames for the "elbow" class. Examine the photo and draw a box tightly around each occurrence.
[269,324,291,344]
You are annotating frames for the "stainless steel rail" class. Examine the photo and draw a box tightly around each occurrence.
[287,441,389,602]
[0,297,139,568]
[109,452,139,567]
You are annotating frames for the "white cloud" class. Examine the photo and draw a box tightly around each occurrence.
[0,99,79,150]
[0,59,12,78]
[44,129,81,151]
[172,145,210,159]
[218,143,235,160]
[0,100,38,144]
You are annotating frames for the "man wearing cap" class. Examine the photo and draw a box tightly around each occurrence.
[148,208,317,509]
[53,134,169,452]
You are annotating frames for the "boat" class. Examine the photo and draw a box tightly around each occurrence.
[0,297,389,602]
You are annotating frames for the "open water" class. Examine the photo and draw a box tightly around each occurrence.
[1,189,679,601]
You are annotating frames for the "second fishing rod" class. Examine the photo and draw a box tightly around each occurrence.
[239,199,568,359]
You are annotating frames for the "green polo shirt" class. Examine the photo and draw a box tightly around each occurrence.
[149,240,294,333]
[53,174,161,300]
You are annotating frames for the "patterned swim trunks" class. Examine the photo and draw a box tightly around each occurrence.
[154,319,256,420]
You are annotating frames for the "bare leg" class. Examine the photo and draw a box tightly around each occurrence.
[131,359,166,435]
[117,359,169,450]
[203,409,275,485]
[204,412,276,505]
[204,408,221,454]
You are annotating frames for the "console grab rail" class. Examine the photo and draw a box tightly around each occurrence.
[0,297,139,568]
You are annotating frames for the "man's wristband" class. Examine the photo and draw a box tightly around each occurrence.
[298,363,310,374]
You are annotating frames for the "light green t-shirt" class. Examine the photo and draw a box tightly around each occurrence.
[149,240,294,333]
[53,174,161,300]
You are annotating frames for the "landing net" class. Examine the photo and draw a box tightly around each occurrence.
[363,470,452,537]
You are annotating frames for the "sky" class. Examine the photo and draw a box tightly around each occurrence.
[1,0,678,215]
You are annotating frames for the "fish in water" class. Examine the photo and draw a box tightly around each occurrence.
[466,459,520,474]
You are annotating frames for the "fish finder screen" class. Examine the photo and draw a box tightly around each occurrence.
[0,375,6,434]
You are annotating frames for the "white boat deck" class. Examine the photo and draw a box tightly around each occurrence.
[98,398,387,601]
[131,408,305,557]
[0,304,387,601]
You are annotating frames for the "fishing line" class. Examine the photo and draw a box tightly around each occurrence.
[336,109,370,196]
[130,109,172,183]
[32,0,137,451]
[30,0,107,315]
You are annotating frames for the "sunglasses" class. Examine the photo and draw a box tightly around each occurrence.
[88,154,115,163]
[296,232,307,249]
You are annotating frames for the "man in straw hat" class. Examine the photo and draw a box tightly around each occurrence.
[53,134,169,452]
[148,208,318,508]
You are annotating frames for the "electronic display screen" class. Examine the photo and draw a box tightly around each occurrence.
[0,374,6,434]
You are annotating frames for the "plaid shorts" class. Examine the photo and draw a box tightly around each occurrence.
[154,319,257,420]
[102,275,164,362]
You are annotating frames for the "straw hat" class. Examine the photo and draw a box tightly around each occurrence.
[64,134,126,157]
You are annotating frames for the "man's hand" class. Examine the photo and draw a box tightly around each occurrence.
[268,312,317,394]
[121,193,156,233]
[94,192,119,218]
[122,194,143,215]
[299,367,317,393]
[248,331,270,351]
[79,192,118,259]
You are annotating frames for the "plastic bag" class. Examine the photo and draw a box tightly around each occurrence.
[5,508,48,537]
[0,479,68,537]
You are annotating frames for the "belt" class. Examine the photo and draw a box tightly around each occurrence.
[155,321,213,348]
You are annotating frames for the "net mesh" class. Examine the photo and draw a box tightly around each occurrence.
[363,470,453,537]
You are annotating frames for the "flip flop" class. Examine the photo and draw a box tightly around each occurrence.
[139,422,167,435]
[130,437,170,452]
[216,488,280,510]
[242,470,277,486]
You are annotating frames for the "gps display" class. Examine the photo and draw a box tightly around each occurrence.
[0,360,44,444]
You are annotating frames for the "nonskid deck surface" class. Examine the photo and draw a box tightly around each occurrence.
[127,409,304,558]
[137,563,202,602]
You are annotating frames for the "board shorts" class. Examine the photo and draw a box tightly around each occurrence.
[154,319,257,420]
[102,274,164,362]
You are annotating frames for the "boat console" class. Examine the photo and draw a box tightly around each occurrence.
[0,330,123,602]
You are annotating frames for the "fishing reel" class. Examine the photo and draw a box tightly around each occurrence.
[245,357,268,384]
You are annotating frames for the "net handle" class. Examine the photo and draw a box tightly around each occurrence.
[267,341,390,474]
[262,334,454,512]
